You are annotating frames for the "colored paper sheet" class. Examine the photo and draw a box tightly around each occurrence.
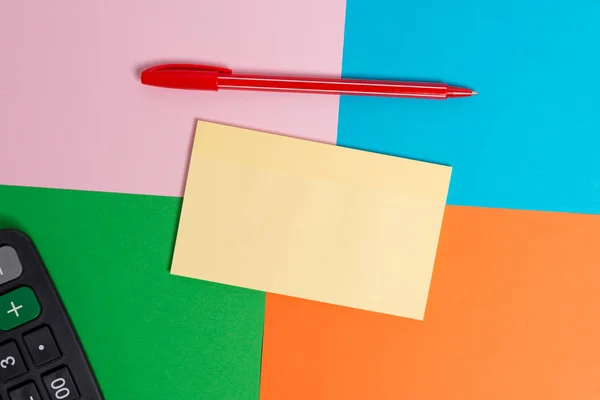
[338,0,600,214]
[0,184,265,400]
[259,206,600,400]
[171,121,451,319]
[0,0,345,197]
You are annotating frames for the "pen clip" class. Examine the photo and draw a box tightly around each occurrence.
[140,64,232,91]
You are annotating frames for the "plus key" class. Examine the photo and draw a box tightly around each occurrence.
[0,287,41,331]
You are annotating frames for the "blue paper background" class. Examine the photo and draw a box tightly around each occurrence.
[338,0,600,213]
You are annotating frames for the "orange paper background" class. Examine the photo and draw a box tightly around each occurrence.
[260,206,600,399]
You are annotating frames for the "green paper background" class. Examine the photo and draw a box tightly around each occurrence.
[0,184,265,399]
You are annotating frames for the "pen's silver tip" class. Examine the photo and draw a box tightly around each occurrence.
[472,91,479,96]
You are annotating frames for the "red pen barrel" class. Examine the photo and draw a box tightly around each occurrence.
[217,74,453,99]
[140,64,476,99]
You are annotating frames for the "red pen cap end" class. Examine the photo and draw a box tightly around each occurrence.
[140,64,231,91]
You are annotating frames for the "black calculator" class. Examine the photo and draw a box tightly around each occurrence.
[0,229,103,399]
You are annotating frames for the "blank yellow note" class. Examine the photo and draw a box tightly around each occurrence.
[171,121,452,320]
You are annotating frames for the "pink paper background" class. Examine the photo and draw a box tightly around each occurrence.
[0,1,346,197]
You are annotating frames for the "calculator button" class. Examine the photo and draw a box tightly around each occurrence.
[43,367,80,400]
[0,287,41,331]
[8,381,42,400]
[24,325,62,367]
[0,341,27,381]
[0,246,23,286]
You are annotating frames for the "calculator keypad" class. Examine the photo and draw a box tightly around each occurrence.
[0,230,103,399]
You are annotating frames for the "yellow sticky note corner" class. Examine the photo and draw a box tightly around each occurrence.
[171,120,451,320]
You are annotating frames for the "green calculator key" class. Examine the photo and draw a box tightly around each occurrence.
[0,286,41,330]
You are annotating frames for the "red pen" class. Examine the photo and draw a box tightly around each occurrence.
[140,64,477,100]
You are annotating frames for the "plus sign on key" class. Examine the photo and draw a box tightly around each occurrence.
[0,287,41,331]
